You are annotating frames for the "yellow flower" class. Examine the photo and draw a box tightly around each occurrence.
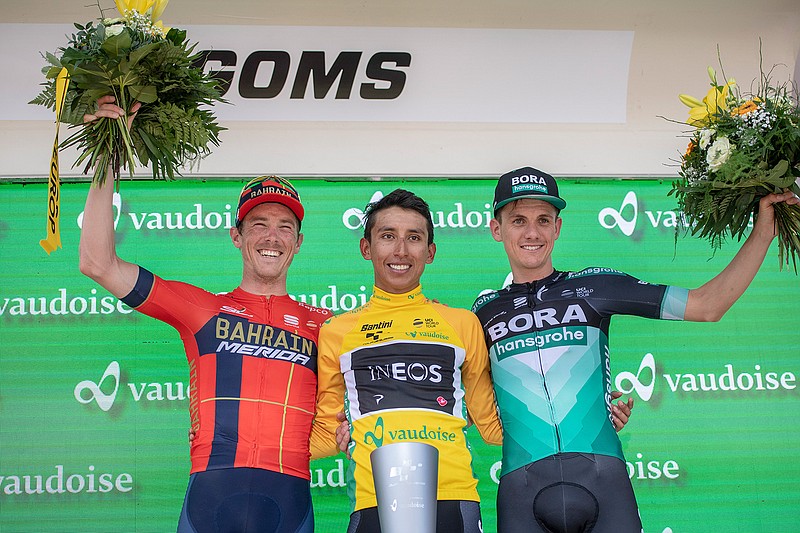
[151,0,169,21]
[679,67,735,126]
[679,83,734,126]
[115,0,151,16]
[115,0,169,23]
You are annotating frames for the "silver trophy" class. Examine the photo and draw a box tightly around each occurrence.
[370,442,439,532]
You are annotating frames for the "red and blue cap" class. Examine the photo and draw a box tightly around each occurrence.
[235,176,304,227]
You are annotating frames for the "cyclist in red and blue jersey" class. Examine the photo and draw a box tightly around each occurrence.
[473,167,798,533]
[80,97,332,533]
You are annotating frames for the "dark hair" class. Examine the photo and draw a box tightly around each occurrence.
[363,189,435,245]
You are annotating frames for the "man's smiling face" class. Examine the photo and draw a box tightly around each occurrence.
[232,202,302,290]
[491,199,561,283]
[360,206,436,294]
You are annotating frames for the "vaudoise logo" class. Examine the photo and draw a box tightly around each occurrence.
[598,190,707,236]
[74,361,121,412]
[342,191,385,229]
[615,352,797,400]
[599,191,639,236]
[342,191,494,230]
[76,191,236,231]
[74,361,189,412]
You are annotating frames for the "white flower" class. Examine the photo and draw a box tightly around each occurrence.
[105,23,126,37]
[699,128,715,150]
[706,136,733,170]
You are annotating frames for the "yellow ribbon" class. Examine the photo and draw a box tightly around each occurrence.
[40,68,70,255]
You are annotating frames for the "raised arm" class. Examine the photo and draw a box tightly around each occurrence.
[685,191,799,322]
[78,96,141,298]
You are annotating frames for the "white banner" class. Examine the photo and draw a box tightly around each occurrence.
[6,24,633,123]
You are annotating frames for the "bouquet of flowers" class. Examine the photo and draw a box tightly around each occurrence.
[30,0,225,184]
[670,63,800,271]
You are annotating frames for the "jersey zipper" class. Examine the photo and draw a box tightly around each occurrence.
[529,281,562,453]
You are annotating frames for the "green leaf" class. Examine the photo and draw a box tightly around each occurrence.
[137,128,160,156]
[118,70,141,88]
[44,52,62,68]
[129,85,158,103]
[61,47,91,65]
[101,31,133,57]
[128,42,161,69]
[69,62,107,76]
[166,28,187,45]
[45,66,63,78]
[763,160,793,188]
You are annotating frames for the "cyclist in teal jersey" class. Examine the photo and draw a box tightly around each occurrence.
[472,167,798,533]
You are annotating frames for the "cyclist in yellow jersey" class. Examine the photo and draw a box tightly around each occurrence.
[314,189,502,533]
[313,188,635,532]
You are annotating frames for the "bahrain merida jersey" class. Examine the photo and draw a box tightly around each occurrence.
[471,268,688,476]
[315,285,502,512]
[121,267,332,480]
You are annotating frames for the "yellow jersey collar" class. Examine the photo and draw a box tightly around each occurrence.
[370,285,425,306]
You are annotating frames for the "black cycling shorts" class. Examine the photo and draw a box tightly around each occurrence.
[177,467,313,533]
[347,500,482,533]
[497,453,642,533]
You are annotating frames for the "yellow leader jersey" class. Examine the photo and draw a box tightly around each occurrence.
[314,285,502,512]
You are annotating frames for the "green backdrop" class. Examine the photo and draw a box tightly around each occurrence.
[1,178,798,532]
